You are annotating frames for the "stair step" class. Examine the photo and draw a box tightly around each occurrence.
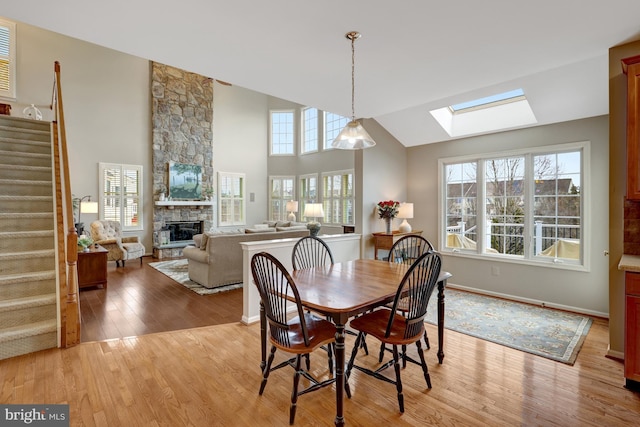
[0,179,53,196]
[0,319,57,360]
[0,271,56,300]
[0,250,56,275]
[0,164,52,181]
[0,230,55,252]
[0,115,51,132]
[0,294,57,328]
[0,137,51,155]
[0,195,53,214]
[0,213,54,232]
[0,149,51,167]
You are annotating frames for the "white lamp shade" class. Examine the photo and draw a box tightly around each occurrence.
[331,120,376,150]
[80,201,98,214]
[397,202,413,219]
[286,200,298,212]
[304,203,325,219]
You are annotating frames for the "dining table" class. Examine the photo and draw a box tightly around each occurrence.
[258,258,451,427]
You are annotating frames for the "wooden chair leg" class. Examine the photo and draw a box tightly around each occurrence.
[392,345,405,413]
[415,340,432,389]
[290,355,302,425]
[140,257,143,265]
[260,346,276,395]
[378,341,386,362]
[423,330,430,349]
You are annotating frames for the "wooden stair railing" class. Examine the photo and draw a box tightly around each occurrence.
[51,61,81,347]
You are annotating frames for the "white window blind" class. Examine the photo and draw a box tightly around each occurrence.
[0,18,16,99]
[99,163,143,231]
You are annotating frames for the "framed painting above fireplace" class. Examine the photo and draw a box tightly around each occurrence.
[168,162,203,200]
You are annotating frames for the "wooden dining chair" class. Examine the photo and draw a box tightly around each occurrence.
[291,235,335,270]
[251,252,337,425]
[379,235,434,364]
[292,235,368,368]
[345,251,442,413]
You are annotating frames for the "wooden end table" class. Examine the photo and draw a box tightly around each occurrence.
[77,244,108,289]
[372,230,423,260]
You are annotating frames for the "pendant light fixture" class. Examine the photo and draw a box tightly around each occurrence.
[331,31,376,150]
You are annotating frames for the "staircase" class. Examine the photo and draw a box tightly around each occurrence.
[0,115,58,360]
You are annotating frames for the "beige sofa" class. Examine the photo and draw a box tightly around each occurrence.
[183,228,309,288]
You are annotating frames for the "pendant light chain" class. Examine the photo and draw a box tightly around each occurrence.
[351,33,356,122]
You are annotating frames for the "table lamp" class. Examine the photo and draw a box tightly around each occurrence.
[75,195,98,235]
[397,202,413,233]
[286,200,298,222]
[303,203,324,237]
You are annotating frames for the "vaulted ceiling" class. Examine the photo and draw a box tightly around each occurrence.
[3,1,640,147]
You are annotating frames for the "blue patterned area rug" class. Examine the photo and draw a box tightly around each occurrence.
[148,259,242,296]
[425,289,593,365]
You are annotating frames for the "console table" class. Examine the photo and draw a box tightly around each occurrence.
[77,245,108,289]
[372,230,423,260]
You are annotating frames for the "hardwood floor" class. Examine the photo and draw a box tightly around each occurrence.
[1,259,639,426]
[79,256,242,342]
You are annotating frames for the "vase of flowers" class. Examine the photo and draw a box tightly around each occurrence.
[78,235,93,251]
[377,200,400,234]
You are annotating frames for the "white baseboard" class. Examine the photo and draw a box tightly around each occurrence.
[447,283,609,319]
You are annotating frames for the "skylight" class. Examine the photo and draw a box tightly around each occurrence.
[450,89,525,113]
[430,88,537,138]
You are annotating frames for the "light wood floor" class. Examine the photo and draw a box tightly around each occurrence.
[1,259,639,426]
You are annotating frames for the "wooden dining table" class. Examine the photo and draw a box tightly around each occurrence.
[258,258,451,427]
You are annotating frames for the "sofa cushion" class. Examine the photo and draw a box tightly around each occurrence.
[275,221,291,228]
[246,227,276,234]
[200,233,209,250]
[263,220,278,227]
[276,225,308,232]
[253,224,269,229]
[193,234,203,248]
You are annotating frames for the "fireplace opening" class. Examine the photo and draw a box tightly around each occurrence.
[163,221,203,243]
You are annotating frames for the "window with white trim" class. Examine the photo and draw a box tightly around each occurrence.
[323,112,349,150]
[269,176,295,221]
[298,173,318,220]
[440,142,585,267]
[301,107,318,154]
[99,163,143,231]
[218,172,246,226]
[270,110,295,155]
[321,170,354,225]
[0,18,16,100]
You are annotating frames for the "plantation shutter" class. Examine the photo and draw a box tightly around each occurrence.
[0,19,16,99]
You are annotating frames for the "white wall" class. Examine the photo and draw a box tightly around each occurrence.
[406,116,609,316]
[212,83,269,228]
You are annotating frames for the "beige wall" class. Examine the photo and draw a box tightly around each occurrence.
[406,116,610,318]
[16,22,152,249]
[609,40,640,357]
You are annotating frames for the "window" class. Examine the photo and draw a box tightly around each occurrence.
[301,107,318,153]
[0,18,16,100]
[269,176,295,221]
[99,163,143,231]
[321,170,354,225]
[270,110,294,155]
[218,172,245,226]
[440,142,586,267]
[298,173,318,219]
[323,112,349,150]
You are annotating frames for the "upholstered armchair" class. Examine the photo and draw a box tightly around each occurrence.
[90,220,145,267]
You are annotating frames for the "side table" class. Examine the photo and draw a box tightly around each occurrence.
[77,244,108,289]
[372,230,423,260]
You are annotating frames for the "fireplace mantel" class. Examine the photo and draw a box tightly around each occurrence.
[155,200,214,209]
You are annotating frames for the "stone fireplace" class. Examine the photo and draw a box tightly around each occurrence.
[151,62,214,259]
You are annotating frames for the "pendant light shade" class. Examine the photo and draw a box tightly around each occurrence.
[332,31,376,150]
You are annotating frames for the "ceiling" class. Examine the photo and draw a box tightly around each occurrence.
[3,1,640,147]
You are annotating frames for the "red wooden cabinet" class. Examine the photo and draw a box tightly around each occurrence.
[622,55,640,200]
[625,272,640,387]
[77,245,108,289]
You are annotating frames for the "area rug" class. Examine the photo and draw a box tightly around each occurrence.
[148,259,242,296]
[425,289,593,365]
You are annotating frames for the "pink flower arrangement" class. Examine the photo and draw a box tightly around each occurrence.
[377,200,400,219]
